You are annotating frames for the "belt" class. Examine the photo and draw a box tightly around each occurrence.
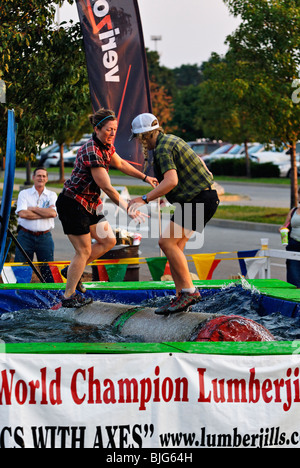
[20,227,51,237]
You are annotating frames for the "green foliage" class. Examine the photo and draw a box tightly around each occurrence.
[173,64,203,88]
[0,0,90,167]
[223,0,300,144]
[226,0,300,206]
[146,51,206,139]
[197,56,273,144]
[172,85,204,141]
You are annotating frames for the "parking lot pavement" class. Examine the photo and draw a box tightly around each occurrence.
[220,182,291,208]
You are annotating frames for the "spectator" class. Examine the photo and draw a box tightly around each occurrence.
[281,187,300,288]
[15,167,58,281]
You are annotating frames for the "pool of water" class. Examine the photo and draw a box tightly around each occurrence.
[0,285,299,343]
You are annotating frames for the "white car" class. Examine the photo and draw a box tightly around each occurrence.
[250,143,300,164]
[249,143,300,177]
[36,142,58,163]
[274,156,300,178]
[202,144,244,166]
[37,144,80,167]
[241,143,266,157]
[203,143,265,166]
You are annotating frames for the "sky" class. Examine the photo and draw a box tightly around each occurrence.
[57,0,241,69]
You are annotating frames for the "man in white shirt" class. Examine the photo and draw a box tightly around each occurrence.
[15,168,58,269]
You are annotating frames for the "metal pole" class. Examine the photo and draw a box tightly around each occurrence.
[158,198,163,256]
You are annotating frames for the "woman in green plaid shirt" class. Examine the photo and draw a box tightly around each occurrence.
[128,113,220,315]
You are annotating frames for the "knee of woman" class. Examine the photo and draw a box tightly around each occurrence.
[159,237,167,252]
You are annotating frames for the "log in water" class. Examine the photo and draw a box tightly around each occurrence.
[74,302,275,343]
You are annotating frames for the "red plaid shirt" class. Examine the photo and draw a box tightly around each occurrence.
[63,134,115,214]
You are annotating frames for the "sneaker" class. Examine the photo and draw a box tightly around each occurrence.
[61,266,87,294]
[167,289,201,314]
[155,297,176,315]
[61,293,93,309]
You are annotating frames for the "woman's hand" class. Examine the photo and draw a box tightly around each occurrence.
[127,197,145,211]
[127,200,149,224]
[144,176,159,188]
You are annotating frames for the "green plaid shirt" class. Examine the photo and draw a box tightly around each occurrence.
[153,133,214,203]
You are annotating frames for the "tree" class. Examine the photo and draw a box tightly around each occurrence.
[146,50,175,131]
[146,50,176,98]
[40,23,91,182]
[51,101,92,183]
[197,53,276,177]
[149,80,174,132]
[223,0,300,207]
[173,64,203,88]
[0,1,64,158]
[0,0,90,181]
[172,85,205,141]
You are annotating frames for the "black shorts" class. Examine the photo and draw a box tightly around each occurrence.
[56,193,106,236]
[170,189,219,232]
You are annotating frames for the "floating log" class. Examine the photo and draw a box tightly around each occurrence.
[74,302,275,343]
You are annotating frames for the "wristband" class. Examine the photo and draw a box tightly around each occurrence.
[143,175,148,182]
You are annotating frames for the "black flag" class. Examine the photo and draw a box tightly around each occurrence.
[76,0,152,168]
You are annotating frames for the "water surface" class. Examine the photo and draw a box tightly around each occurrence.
[0,286,298,343]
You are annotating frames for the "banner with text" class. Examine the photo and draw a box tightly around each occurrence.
[1,353,300,449]
[76,0,152,168]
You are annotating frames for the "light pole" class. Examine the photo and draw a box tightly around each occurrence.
[151,35,162,53]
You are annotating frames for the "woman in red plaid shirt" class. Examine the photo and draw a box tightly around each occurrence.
[56,108,157,308]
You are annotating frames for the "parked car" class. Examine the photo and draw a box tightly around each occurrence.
[273,156,300,178]
[202,144,246,167]
[36,144,80,168]
[36,136,92,168]
[241,143,266,157]
[218,143,266,159]
[250,143,300,164]
[36,142,58,164]
[70,134,92,148]
[203,143,234,157]
[187,140,224,157]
